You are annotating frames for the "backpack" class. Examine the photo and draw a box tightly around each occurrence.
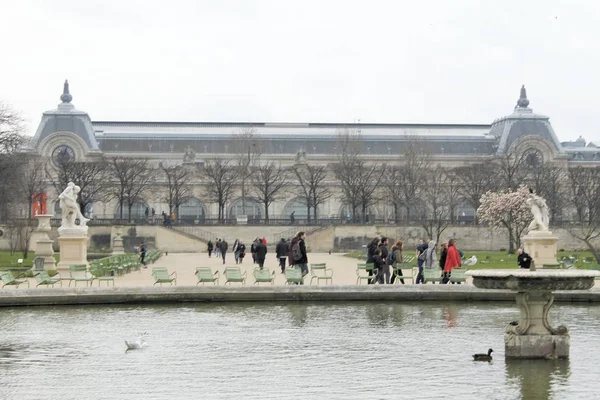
[292,240,303,261]
[386,250,396,265]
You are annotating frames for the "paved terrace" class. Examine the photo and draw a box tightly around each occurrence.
[1,253,600,306]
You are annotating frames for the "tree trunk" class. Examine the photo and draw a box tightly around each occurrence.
[306,205,311,223]
[584,239,600,264]
[128,203,133,220]
[394,204,399,224]
[508,229,515,254]
[264,201,269,223]
[313,205,318,221]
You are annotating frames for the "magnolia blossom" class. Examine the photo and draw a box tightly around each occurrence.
[477,186,530,251]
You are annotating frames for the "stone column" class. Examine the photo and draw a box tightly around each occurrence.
[112,229,125,255]
[33,214,56,270]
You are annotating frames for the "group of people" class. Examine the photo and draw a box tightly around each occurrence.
[205,232,309,279]
[366,236,464,285]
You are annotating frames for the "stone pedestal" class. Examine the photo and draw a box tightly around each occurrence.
[33,214,56,270]
[112,234,125,255]
[522,231,559,268]
[56,226,89,271]
[504,292,569,359]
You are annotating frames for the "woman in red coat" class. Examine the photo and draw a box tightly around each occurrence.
[443,238,461,284]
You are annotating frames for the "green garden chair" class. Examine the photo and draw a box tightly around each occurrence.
[1,271,30,288]
[356,263,376,285]
[196,267,220,285]
[284,266,303,285]
[69,265,95,287]
[152,268,177,286]
[253,268,275,285]
[310,263,333,285]
[224,267,246,285]
[35,271,60,287]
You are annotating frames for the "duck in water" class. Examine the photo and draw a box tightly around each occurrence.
[473,348,493,361]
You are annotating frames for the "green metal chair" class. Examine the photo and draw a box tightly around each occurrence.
[253,268,275,285]
[90,266,115,286]
[152,268,177,286]
[356,263,376,285]
[35,271,60,287]
[196,267,220,285]
[224,267,246,285]
[284,266,303,285]
[310,263,333,285]
[69,265,95,287]
[1,271,30,288]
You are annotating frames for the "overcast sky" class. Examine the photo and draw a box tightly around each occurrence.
[1,0,598,142]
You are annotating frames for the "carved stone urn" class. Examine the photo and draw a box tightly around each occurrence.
[467,269,599,359]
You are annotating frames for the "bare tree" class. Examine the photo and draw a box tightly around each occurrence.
[16,156,48,220]
[291,163,332,222]
[108,158,154,219]
[332,129,364,222]
[566,166,600,262]
[161,164,194,218]
[50,160,110,216]
[526,163,567,223]
[495,149,527,190]
[453,162,497,223]
[232,128,261,215]
[203,157,239,222]
[384,140,430,223]
[250,161,289,222]
[421,167,452,243]
[0,102,24,153]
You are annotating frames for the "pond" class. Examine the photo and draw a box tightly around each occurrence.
[0,302,597,399]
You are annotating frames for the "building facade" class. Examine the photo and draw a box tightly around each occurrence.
[25,82,597,223]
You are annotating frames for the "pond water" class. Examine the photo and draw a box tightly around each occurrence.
[1,302,599,400]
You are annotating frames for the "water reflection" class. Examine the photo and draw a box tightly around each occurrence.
[443,306,458,328]
[506,359,571,399]
[365,303,404,328]
[286,304,307,326]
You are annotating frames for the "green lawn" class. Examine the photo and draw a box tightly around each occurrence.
[0,252,113,269]
[344,250,599,270]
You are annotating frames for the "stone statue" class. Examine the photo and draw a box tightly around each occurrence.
[526,189,549,232]
[59,182,89,228]
[183,145,196,163]
[295,146,307,164]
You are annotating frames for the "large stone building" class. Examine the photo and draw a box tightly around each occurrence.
[25,81,596,223]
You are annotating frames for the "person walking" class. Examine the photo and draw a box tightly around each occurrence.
[237,241,246,264]
[276,238,289,273]
[220,239,229,265]
[443,239,461,284]
[251,238,259,264]
[215,239,222,258]
[415,239,429,284]
[389,240,405,284]
[424,240,437,283]
[377,237,390,284]
[517,248,532,269]
[366,237,380,284]
[372,249,385,284]
[289,232,309,283]
[140,242,147,268]
[290,211,295,225]
[255,238,267,270]
[207,240,214,258]
[439,243,448,272]
[232,239,240,264]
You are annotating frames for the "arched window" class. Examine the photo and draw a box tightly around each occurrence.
[114,198,148,219]
[283,198,310,218]
[229,198,262,219]
[179,198,206,221]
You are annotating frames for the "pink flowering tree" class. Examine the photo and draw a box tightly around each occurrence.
[477,186,531,253]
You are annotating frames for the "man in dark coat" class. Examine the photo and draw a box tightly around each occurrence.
[255,239,268,270]
[289,232,309,283]
[275,238,289,273]
[517,248,532,269]
[220,239,229,265]
[207,240,214,258]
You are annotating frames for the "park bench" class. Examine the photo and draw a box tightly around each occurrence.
[310,263,333,285]
[152,267,177,286]
[196,267,220,285]
[253,268,275,285]
[284,267,303,285]
[224,267,246,285]
[35,271,60,287]
[356,263,377,285]
[1,271,30,288]
[423,268,443,284]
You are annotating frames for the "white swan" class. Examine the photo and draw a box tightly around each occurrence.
[125,332,148,351]
[463,256,478,266]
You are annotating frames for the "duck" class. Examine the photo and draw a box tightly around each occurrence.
[473,348,493,361]
[125,332,148,351]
